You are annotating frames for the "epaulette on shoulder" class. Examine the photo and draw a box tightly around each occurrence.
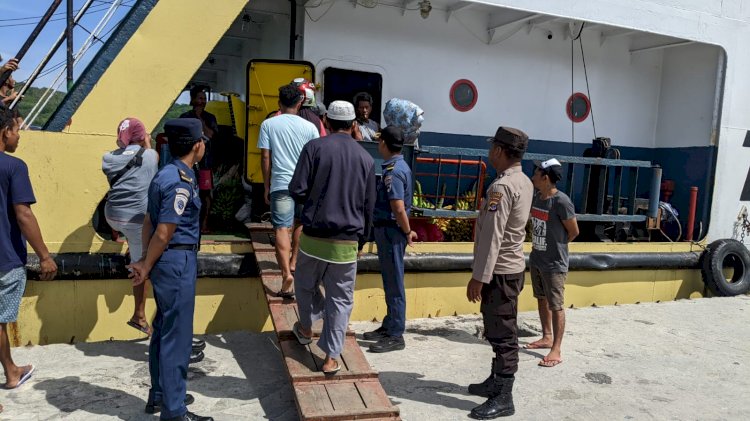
[178,169,193,183]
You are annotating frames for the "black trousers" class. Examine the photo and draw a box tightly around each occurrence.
[480,272,525,376]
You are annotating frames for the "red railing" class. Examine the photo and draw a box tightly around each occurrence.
[414,157,487,211]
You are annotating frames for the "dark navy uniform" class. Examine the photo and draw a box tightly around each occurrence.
[146,122,202,420]
[373,148,413,339]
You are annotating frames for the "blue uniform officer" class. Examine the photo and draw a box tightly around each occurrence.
[129,118,212,421]
[364,126,417,353]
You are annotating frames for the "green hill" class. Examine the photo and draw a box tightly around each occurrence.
[12,84,65,128]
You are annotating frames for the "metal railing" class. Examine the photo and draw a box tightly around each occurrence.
[409,146,662,224]
[411,146,488,218]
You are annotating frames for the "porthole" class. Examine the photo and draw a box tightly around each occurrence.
[567,92,590,122]
[450,79,477,112]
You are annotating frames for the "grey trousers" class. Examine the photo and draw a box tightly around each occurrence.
[294,252,357,359]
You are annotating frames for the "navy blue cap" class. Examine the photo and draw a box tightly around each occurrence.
[165,118,208,145]
[374,125,404,148]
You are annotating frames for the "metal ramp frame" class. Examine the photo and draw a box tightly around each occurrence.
[249,224,400,421]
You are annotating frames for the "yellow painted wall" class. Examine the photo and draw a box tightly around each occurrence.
[13,277,272,346]
[12,269,705,347]
[68,0,247,135]
[351,269,705,322]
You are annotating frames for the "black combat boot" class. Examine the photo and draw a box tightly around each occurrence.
[469,376,515,419]
[467,358,497,398]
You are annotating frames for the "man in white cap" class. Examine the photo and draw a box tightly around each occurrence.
[524,158,578,368]
[288,100,376,375]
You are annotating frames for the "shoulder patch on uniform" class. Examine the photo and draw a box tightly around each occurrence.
[178,169,193,183]
[176,187,190,197]
[487,191,503,212]
[174,193,189,215]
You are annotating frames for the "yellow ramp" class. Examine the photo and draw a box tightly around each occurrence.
[69,0,246,135]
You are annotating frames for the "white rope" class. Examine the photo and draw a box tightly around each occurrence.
[24,0,124,129]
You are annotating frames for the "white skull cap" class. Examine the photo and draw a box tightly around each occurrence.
[326,100,356,121]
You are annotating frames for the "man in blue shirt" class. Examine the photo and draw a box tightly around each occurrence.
[0,107,57,391]
[129,119,212,421]
[257,84,319,298]
[364,126,416,353]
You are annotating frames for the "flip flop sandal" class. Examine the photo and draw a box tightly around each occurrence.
[6,365,34,389]
[524,342,551,349]
[127,320,151,335]
[293,322,312,345]
[538,359,563,368]
[277,290,295,299]
[323,361,341,375]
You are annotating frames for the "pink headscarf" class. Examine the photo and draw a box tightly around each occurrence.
[116,117,147,148]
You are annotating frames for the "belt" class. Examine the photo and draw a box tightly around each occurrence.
[374,220,399,228]
[167,244,198,251]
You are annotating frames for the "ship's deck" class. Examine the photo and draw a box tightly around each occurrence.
[1,296,748,420]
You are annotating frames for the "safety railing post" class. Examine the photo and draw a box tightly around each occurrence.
[647,166,662,219]
[596,166,607,215]
[566,163,575,202]
[627,167,639,215]
[581,164,592,214]
[455,155,463,207]
[613,166,623,215]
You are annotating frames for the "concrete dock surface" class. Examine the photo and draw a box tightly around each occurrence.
[1,296,748,420]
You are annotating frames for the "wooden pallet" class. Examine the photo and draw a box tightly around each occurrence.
[250,228,400,421]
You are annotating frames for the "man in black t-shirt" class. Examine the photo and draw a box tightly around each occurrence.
[525,158,579,369]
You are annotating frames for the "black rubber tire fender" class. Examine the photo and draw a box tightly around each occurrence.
[701,239,750,296]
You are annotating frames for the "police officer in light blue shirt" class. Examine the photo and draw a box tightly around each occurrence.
[129,119,213,421]
[364,126,417,353]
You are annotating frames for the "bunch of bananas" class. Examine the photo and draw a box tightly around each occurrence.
[454,186,478,211]
[443,219,474,242]
[412,180,436,209]
[431,218,450,231]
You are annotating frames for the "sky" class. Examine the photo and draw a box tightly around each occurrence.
[0,0,134,91]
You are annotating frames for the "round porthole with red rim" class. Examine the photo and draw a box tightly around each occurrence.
[450,79,478,112]
[567,92,590,122]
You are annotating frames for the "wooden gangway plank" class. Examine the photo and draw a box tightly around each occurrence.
[249,225,400,421]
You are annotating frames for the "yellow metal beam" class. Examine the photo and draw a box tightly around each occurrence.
[68,0,246,135]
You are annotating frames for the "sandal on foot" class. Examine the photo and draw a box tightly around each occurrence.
[538,358,563,368]
[322,360,341,375]
[277,290,295,299]
[524,342,551,349]
[5,365,34,389]
[127,320,151,335]
[293,322,312,345]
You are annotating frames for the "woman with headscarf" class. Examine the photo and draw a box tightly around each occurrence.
[102,118,159,335]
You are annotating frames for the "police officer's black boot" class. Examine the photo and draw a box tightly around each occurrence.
[163,411,213,421]
[468,358,497,398]
[469,376,515,419]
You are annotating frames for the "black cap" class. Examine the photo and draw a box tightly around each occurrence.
[375,125,404,148]
[165,118,208,146]
[487,126,529,153]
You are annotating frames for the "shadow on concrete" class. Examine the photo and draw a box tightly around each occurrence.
[403,326,486,345]
[199,332,297,421]
[34,376,149,420]
[378,371,478,413]
[74,339,150,362]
